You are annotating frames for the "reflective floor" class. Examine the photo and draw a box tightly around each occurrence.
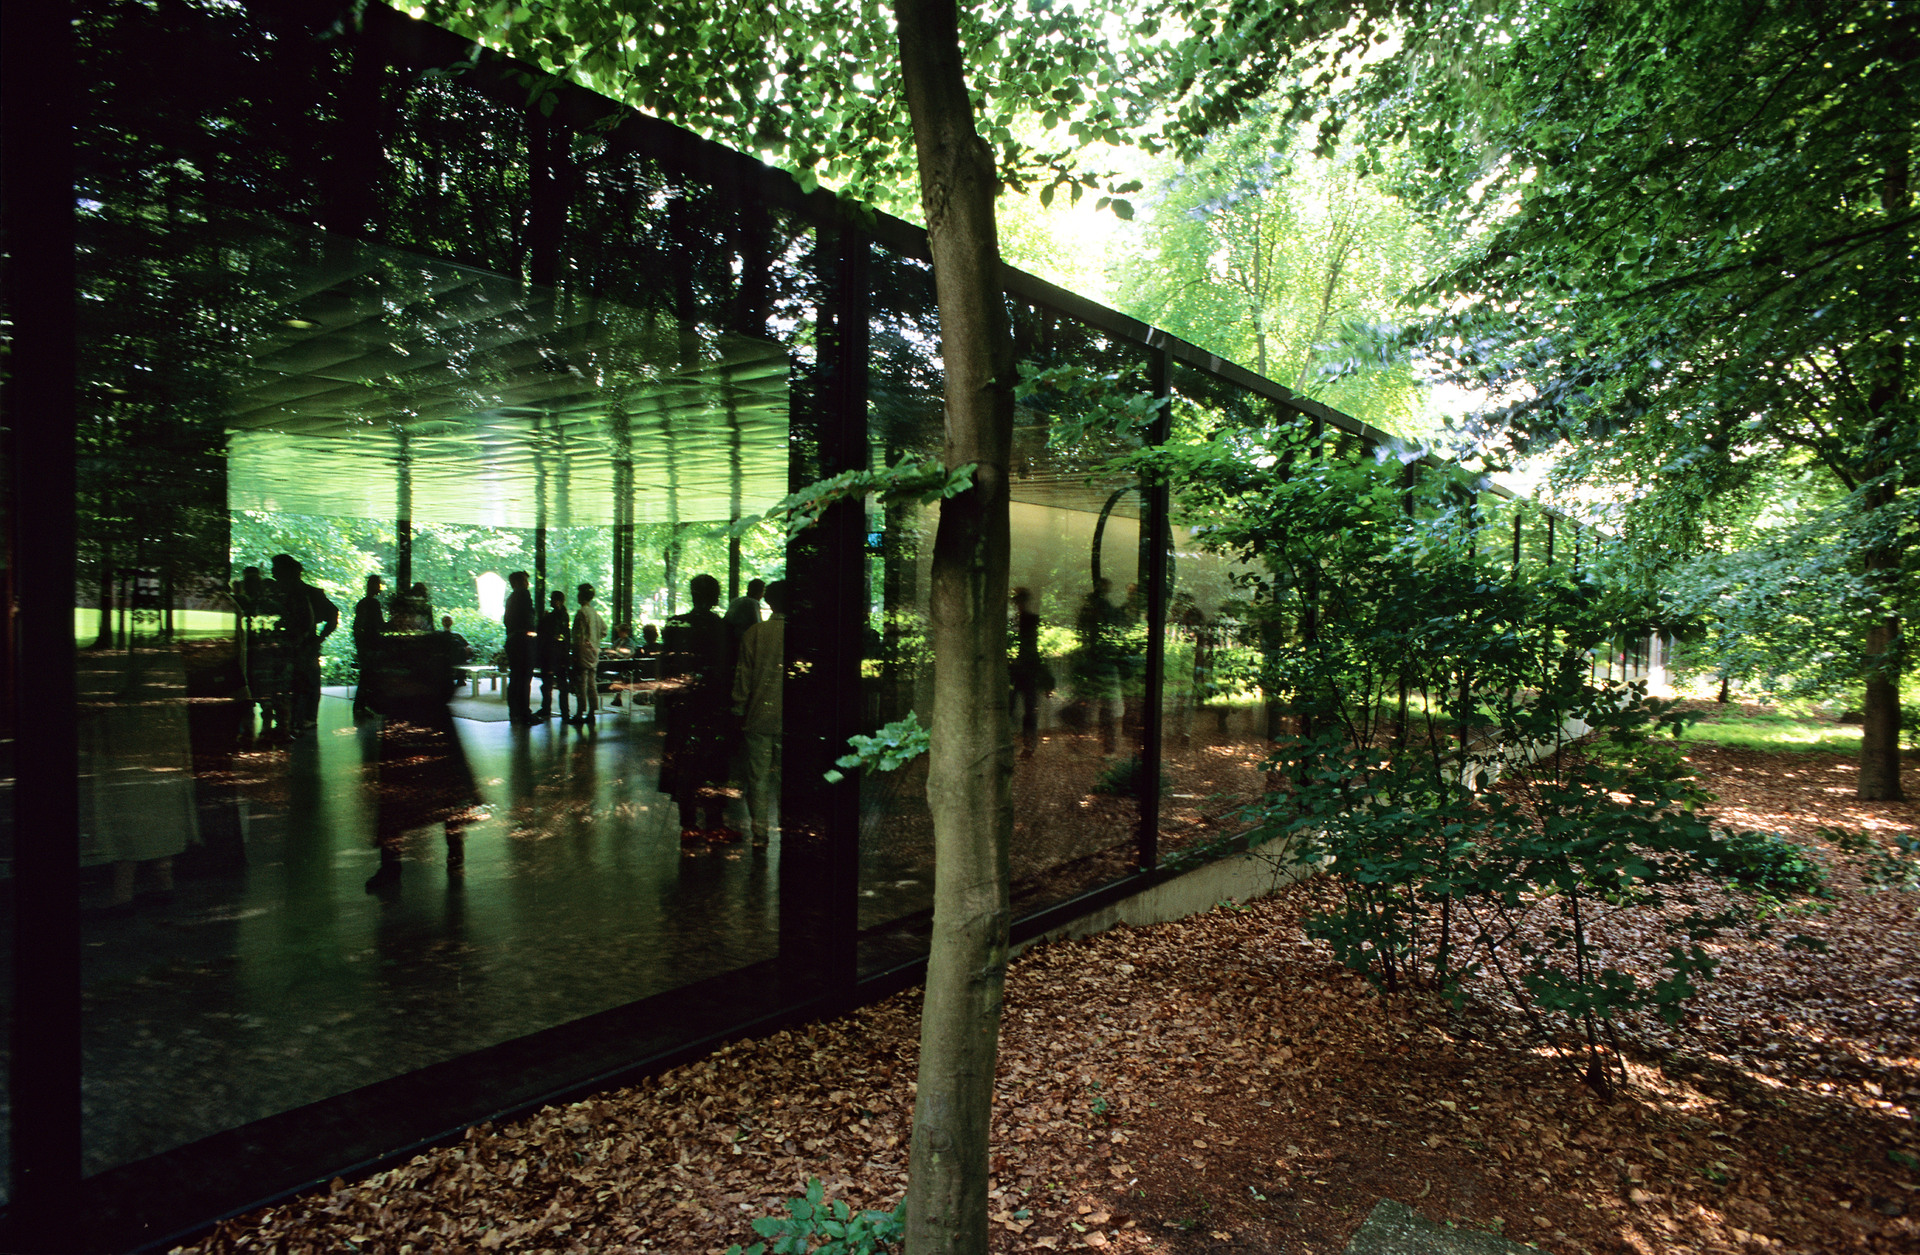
[77,689,777,1176]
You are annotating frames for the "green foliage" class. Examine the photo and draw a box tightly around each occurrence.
[412,0,1317,215]
[1655,490,1916,709]
[733,460,975,542]
[1146,416,1820,1092]
[1014,362,1164,451]
[1859,835,1920,895]
[824,712,930,785]
[723,1179,904,1255]
[1675,711,1863,756]
[1812,825,1916,891]
[1705,831,1829,906]
[1314,0,1917,742]
[1110,107,1437,434]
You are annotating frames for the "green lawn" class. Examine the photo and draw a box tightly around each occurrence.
[73,607,236,640]
[1677,709,1863,754]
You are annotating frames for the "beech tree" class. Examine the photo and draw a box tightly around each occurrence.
[1111,106,1437,433]
[1313,0,1917,798]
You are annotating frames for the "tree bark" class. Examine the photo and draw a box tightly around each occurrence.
[894,0,1016,1250]
[1857,107,1909,802]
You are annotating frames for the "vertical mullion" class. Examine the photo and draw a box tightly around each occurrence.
[1136,340,1173,873]
[779,224,866,1003]
[5,0,83,1241]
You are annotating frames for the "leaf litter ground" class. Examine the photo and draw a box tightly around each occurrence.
[179,741,1916,1255]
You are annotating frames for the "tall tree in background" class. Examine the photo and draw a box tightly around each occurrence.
[1326,0,1917,798]
[1113,107,1436,433]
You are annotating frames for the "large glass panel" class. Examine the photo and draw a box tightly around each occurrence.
[1160,367,1294,862]
[75,0,814,1177]
[857,265,1152,974]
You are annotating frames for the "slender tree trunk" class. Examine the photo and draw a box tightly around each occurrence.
[895,1,1016,1251]
[1858,112,1910,801]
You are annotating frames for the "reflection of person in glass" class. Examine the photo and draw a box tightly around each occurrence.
[1009,586,1052,760]
[732,580,786,846]
[723,576,766,672]
[537,588,571,722]
[661,574,738,841]
[233,565,281,736]
[363,628,483,895]
[270,553,338,737]
[1072,577,1125,755]
[569,583,607,726]
[352,573,386,719]
[503,570,537,725]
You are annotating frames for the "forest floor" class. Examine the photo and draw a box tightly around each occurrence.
[179,725,1918,1255]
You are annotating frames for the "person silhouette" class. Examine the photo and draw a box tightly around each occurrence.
[569,583,607,726]
[537,588,571,722]
[661,574,737,840]
[503,570,536,724]
[352,574,386,719]
[732,580,787,846]
[1010,586,1052,759]
[270,553,338,737]
[363,636,482,895]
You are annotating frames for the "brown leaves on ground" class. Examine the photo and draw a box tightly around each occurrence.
[177,745,1917,1255]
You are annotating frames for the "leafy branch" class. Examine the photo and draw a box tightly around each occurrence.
[824,712,929,785]
[1013,361,1165,451]
[729,458,975,540]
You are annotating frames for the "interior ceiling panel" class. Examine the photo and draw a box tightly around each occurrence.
[146,215,1143,530]
[221,227,793,529]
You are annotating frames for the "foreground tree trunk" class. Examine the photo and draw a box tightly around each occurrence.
[895,0,1016,1250]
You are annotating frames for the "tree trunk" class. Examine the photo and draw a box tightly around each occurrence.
[895,1,1016,1251]
[1859,597,1903,801]
[1858,118,1909,802]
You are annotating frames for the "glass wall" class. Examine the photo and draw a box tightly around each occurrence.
[69,0,818,1183]
[1158,365,1294,861]
[18,0,1492,1242]
[856,266,1158,973]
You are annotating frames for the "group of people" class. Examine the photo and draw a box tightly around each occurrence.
[346,574,487,720]
[494,573,787,846]
[237,555,789,852]
[232,554,343,739]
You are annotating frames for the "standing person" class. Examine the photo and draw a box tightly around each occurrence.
[724,577,766,639]
[234,565,281,736]
[1009,586,1051,759]
[271,553,338,736]
[351,574,386,719]
[1072,577,1123,756]
[661,574,736,839]
[363,622,482,895]
[570,583,607,726]
[732,580,786,846]
[724,576,765,670]
[503,570,537,725]
[537,588,571,722]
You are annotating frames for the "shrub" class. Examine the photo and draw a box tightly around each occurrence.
[724,1179,904,1255]
[1706,830,1829,904]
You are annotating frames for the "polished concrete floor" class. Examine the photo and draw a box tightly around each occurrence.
[78,691,780,1176]
[69,682,1273,1179]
